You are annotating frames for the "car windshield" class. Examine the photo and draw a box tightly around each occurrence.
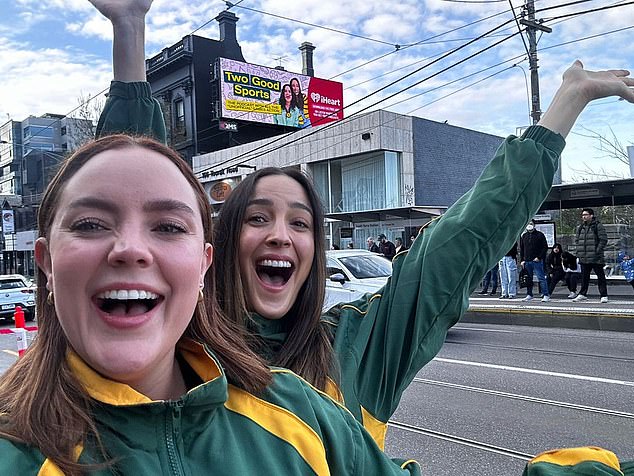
[338,255,392,279]
[0,280,25,290]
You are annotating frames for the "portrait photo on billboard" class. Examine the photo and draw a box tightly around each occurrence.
[218,58,343,129]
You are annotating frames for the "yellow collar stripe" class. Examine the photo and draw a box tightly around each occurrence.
[529,446,621,472]
[38,446,83,476]
[67,351,152,405]
[226,385,330,476]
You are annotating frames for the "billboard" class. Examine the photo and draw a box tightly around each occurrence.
[218,58,344,129]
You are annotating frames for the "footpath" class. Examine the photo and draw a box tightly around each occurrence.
[463,282,634,333]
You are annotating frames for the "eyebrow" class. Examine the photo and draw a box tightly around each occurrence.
[247,197,313,215]
[67,197,195,215]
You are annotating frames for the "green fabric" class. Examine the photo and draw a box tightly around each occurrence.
[96,81,167,144]
[0,344,420,475]
[522,460,626,475]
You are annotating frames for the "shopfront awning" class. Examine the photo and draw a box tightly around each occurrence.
[325,206,445,224]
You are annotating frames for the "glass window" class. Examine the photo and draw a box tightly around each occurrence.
[174,99,185,135]
[339,254,392,279]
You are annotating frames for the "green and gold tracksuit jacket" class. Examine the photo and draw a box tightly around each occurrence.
[0,340,420,475]
[95,82,633,475]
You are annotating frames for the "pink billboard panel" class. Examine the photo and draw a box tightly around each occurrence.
[218,58,344,128]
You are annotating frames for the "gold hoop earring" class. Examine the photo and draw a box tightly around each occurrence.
[47,292,55,306]
[198,289,204,303]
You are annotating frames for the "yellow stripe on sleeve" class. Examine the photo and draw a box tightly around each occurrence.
[529,446,621,472]
[226,385,330,476]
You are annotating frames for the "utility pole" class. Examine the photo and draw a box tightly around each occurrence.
[520,0,552,124]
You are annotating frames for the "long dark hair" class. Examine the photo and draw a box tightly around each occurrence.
[214,167,333,389]
[0,135,271,474]
[279,84,299,111]
[290,78,305,109]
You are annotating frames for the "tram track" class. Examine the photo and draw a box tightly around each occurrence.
[442,339,634,362]
[387,420,534,460]
[412,378,634,419]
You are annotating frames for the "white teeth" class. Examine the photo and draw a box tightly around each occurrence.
[96,290,158,300]
[258,259,292,268]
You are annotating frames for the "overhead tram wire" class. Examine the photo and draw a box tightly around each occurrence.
[230,15,634,171]
[226,2,399,48]
[193,0,601,153]
[195,27,524,177]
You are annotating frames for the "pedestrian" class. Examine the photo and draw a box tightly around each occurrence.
[520,220,550,302]
[498,243,518,299]
[366,236,380,253]
[90,1,634,468]
[477,263,499,295]
[347,241,354,249]
[573,208,609,303]
[561,247,581,298]
[618,251,634,292]
[395,237,406,254]
[546,243,566,295]
[332,243,340,250]
[377,233,396,260]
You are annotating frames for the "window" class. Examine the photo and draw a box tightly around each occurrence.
[174,99,185,136]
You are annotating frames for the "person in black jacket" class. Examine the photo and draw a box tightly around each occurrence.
[546,243,565,295]
[519,220,550,302]
[378,234,396,260]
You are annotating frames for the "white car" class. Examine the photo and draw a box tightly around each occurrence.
[324,249,392,310]
[0,274,36,322]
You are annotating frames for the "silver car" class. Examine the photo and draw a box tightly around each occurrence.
[0,274,36,322]
[324,249,392,310]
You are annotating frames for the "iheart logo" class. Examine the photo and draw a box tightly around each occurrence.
[310,92,321,103]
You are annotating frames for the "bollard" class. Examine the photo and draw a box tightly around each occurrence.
[13,306,27,357]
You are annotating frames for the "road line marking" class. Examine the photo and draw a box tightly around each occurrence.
[2,349,18,357]
[434,357,634,386]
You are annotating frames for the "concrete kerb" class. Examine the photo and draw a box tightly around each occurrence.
[462,307,634,333]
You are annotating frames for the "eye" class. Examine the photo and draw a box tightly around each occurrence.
[154,221,188,234]
[70,218,108,232]
[246,214,267,224]
[292,219,311,230]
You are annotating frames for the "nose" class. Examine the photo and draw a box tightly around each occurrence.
[265,219,291,248]
[107,229,154,267]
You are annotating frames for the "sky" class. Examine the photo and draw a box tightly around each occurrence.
[1,0,633,183]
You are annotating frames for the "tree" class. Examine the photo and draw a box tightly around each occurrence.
[66,92,106,148]
[568,127,632,181]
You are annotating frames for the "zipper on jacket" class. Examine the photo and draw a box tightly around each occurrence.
[165,401,185,476]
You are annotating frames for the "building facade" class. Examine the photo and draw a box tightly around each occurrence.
[193,109,508,249]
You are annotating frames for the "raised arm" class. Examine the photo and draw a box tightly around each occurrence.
[538,60,634,137]
[90,0,167,142]
[89,0,152,81]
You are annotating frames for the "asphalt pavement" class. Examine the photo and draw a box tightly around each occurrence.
[465,281,634,332]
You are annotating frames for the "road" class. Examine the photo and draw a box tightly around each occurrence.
[1,321,632,475]
[385,322,634,475]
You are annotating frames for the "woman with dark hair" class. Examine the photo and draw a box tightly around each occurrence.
[290,77,311,127]
[273,84,302,127]
[0,134,422,475]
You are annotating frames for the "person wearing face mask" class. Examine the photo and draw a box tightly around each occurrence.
[519,220,550,302]
[572,207,609,303]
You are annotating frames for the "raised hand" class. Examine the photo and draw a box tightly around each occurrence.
[88,0,153,22]
[562,60,634,104]
[538,60,634,138]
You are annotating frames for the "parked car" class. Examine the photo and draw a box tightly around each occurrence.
[0,274,36,322]
[324,249,392,310]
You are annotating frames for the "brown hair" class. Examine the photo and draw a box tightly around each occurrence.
[214,167,333,389]
[0,135,271,474]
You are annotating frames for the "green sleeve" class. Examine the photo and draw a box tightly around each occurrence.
[521,447,630,475]
[96,81,167,144]
[333,126,565,423]
[0,438,49,475]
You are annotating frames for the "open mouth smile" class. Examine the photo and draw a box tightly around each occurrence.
[95,289,162,317]
[256,259,295,287]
